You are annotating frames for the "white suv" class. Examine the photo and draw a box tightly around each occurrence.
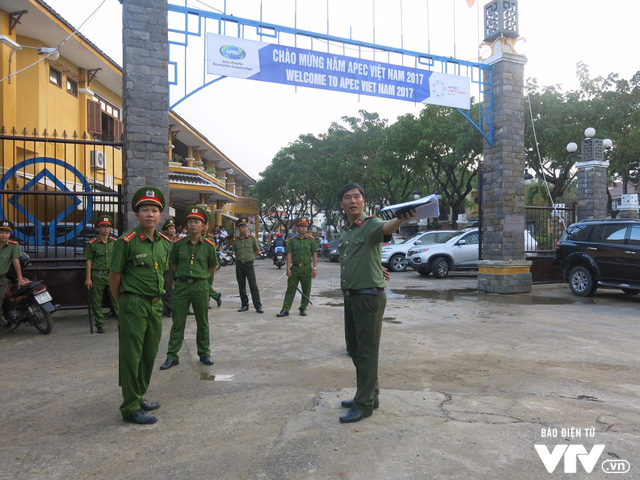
[407,229,539,278]
[381,230,456,272]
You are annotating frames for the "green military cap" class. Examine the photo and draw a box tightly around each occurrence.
[95,214,113,227]
[236,217,249,226]
[132,186,165,212]
[296,216,309,226]
[162,218,175,231]
[0,219,14,231]
[186,205,208,223]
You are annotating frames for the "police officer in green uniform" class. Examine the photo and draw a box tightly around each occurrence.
[232,217,263,313]
[84,215,118,333]
[110,187,172,425]
[161,218,177,317]
[276,217,317,317]
[0,220,28,298]
[337,183,415,424]
[160,206,219,370]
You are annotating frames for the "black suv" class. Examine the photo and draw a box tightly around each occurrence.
[555,219,640,296]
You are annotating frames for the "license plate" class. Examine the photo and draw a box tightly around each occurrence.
[35,291,52,304]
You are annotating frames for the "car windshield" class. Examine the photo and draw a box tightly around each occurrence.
[438,231,465,243]
[393,236,407,245]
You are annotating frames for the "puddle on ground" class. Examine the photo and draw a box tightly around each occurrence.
[318,288,600,306]
[200,373,215,381]
[199,373,234,382]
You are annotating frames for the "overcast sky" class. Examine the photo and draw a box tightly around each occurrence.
[45,0,639,179]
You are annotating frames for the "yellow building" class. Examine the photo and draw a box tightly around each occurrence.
[0,0,258,237]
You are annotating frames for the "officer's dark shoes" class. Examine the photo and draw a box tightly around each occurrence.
[200,355,214,366]
[105,311,116,317]
[341,398,379,409]
[276,310,289,317]
[97,326,105,334]
[163,311,172,317]
[187,309,195,315]
[159,359,179,370]
[141,399,161,411]
[339,407,372,424]
[238,305,249,312]
[123,409,157,424]
[215,296,222,307]
[299,309,307,316]
[255,307,264,313]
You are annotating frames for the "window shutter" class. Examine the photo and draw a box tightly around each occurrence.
[87,100,102,134]
[114,119,123,143]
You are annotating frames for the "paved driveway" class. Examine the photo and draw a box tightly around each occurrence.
[1,262,638,479]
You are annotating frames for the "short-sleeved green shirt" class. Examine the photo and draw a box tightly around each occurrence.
[84,236,117,271]
[110,226,172,297]
[286,235,318,264]
[169,235,218,279]
[338,213,389,290]
[232,235,260,262]
[0,241,21,275]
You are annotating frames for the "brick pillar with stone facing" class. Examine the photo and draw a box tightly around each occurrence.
[477,0,531,293]
[122,0,170,229]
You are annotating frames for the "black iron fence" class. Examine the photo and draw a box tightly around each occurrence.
[0,128,123,307]
[524,204,577,255]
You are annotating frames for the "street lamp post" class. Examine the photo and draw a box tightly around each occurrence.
[567,128,612,221]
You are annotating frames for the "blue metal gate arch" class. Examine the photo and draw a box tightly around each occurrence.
[167,3,494,145]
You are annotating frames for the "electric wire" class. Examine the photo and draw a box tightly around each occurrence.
[0,0,108,84]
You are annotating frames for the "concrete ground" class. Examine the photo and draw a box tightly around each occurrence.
[1,259,638,480]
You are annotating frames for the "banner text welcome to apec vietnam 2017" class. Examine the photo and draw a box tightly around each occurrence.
[206,34,470,109]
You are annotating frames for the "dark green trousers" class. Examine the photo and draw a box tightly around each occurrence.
[235,262,261,308]
[166,280,210,360]
[119,293,163,417]
[343,291,386,413]
[89,270,118,328]
[161,269,174,314]
[281,264,312,312]
[208,273,220,300]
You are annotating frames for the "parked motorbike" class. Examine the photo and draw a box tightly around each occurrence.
[217,249,228,267]
[273,247,286,269]
[223,246,235,265]
[2,254,57,334]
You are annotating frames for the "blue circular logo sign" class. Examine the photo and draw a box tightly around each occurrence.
[0,157,93,246]
[220,45,246,60]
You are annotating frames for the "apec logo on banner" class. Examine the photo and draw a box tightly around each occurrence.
[206,34,470,109]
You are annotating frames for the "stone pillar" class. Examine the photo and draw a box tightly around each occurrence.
[617,194,639,219]
[122,0,169,229]
[576,137,608,221]
[478,36,531,293]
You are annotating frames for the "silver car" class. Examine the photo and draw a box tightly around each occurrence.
[381,230,456,272]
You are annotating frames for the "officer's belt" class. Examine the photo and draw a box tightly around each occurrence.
[236,260,253,265]
[176,277,206,284]
[292,263,310,267]
[344,288,384,296]
[134,293,161,303]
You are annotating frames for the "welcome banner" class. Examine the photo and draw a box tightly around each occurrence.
[207,34,470,109]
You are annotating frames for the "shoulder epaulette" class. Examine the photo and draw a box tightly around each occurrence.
[308,234,315,239]
[204,238,216,247]
[110,236,118,241]
[122,231,137,243]
[158,232,171,242]
[365,215,376,219]
[89,238,98,244]
[9,240,18,244]
[174,236,186,243]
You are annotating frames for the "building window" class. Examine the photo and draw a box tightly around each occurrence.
[66,78,78,96]
[88,95,122,143]
[49,67,61,87]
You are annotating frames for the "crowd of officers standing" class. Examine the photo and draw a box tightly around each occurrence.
[78,182,415,425]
